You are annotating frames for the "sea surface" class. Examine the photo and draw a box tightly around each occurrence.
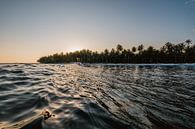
[0,64,195,129]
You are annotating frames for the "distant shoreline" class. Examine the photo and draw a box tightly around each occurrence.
[0,63,39,64]
[0,63,195,65]
[37,40,195,64]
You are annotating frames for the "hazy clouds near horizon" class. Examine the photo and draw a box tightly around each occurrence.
[0,0,195,63]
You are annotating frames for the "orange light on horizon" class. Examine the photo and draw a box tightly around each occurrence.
[67,46,83,52]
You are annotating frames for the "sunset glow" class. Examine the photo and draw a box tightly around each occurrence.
[0,0,195,63]
[68,47,83,52]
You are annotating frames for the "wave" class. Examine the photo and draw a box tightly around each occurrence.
[0,64,195,129]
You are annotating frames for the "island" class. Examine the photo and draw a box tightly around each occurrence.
[38,40,195,64]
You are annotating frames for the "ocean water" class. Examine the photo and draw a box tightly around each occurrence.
[0,64,195,129]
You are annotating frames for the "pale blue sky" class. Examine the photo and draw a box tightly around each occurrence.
[0,0,195,63]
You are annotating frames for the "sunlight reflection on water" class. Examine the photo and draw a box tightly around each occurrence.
[0,64,195,129]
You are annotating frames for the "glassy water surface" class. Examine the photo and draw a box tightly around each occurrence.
[0,64,195,129]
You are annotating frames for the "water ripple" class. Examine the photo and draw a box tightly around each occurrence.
[0,64,195,129]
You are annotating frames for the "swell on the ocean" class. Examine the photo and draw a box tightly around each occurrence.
[0,64,195,129]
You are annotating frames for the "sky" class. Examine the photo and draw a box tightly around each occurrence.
[0,0,195,63]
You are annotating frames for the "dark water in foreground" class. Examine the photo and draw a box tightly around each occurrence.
[0,64,195,129]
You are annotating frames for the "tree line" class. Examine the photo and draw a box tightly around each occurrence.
[37,39,195,63]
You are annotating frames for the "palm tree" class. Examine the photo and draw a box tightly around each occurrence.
[185,39,192,47]
[126,49,133,63]
[104,49,109,63]
[116,44,123,52]
[138,44,144,53]
[132,46,136,53]
[185,39,192,62]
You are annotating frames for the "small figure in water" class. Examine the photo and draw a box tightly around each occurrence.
[41,109,54,120]
[3,109,55,129]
